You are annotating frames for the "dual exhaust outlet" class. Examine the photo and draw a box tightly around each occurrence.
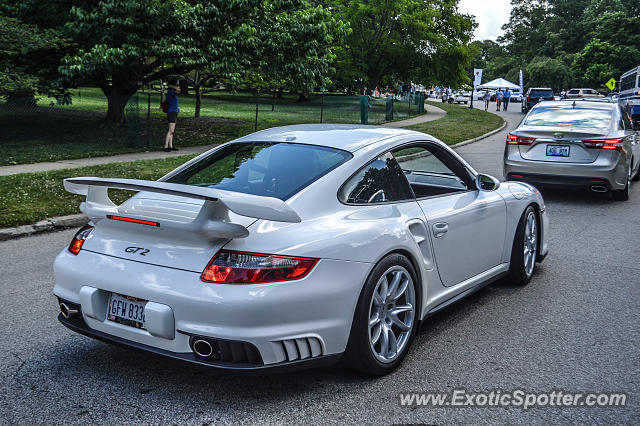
[590,185,608,193]
[59,302,80,319]
[191,337,219,359]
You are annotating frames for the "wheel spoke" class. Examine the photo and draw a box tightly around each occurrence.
[387,271,402,299]
[390,312,411,331]
[369,312,381,327]
[379,276,389,303]
[371,322,382,345]
[380,325,390,357]
[392,278,409,301]
[391,304,413,316]
[388,328,398,356]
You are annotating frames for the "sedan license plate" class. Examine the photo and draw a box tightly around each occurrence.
[107,293,146,329]
[546,145,570,157]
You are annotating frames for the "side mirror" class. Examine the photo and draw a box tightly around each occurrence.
[476,173,500,191]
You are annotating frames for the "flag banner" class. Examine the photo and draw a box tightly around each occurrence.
[519,69,524,94]
[473,69,483,89]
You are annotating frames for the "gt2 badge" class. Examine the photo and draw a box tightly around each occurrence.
[125,247,150,256]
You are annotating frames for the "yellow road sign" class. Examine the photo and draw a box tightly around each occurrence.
[606,78,616,91]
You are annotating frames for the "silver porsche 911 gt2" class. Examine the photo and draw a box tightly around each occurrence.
[54,124,549,376]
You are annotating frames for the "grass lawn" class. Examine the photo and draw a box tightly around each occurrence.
[0,98,505,229]
[1,88,423,166]
[0,155,196,228]
[408,101,503,145]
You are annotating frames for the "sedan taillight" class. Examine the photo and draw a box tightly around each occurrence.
[201,250,318,284]
[68,224,94,255]
[582,138,624,151]
[507,134,536,145]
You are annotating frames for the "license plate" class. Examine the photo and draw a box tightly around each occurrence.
[107,293,146,329]
[546,145,570,157]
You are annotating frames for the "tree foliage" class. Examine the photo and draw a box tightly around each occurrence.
[327,0,476,93]
[478,0,640,91]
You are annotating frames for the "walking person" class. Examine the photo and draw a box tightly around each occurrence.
[503,87,511,111]
[483,90,490,111]
[496,88,503,111]
[164,79,180,152]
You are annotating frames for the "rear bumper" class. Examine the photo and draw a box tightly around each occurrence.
[505,172,615,190]
[53,249,370,368]
[504,151,628,190]
[58,312,341,373]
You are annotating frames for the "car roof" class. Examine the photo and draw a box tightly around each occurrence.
[233,124,428,153]
[534,100,616,110]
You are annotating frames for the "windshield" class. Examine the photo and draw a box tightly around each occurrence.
[524,106,613,130]
[529,89,553,97]
[165,142,351,200]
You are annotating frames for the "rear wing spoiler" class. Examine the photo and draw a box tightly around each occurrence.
[63,177,301,239]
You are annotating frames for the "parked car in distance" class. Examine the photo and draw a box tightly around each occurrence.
[522,87,554,113]
[566,88,604,99]
[454,92,470,104]
[54,124,549,377]
[511,92,523,102]
[505,100,640,200]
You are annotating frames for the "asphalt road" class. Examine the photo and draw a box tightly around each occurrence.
[1,104,639,424]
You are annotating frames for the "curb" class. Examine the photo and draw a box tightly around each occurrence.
[0,214,88,241]
[450,117,507,149]
[0,113,507,243]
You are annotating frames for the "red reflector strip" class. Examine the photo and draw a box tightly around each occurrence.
[107,215,159,227]
[583,139,623,151]
[507,134,536,145]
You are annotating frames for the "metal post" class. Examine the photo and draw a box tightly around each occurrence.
[147,91,151,147]
[255,90,259,132]
[320,93,324,123]
[470,87,474,109]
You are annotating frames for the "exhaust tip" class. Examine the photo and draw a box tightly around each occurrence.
[59,302,78,319]
[591,185,608,193]
[192,339,214,357]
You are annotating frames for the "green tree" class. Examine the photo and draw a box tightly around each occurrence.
[525,56,570,91]
[328,0,475,93]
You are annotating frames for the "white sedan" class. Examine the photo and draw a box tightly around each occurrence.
[54,125,549,376]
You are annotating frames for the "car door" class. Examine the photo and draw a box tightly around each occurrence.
[393,143,507,287]
[621,107,640,175]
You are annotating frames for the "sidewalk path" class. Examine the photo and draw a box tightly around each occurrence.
[384,103,446,127]
[0,144,219,176]
[0,104,447,177]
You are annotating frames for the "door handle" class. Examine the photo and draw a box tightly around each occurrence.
[433,222,449,238]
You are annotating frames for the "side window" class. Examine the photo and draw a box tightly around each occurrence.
[339,153,413,204]
[393,145,469,198]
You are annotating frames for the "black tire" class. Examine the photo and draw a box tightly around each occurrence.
[631,159,639,182]
[506,206,539,286]
[612,169,631,201]
[344,253,419,376]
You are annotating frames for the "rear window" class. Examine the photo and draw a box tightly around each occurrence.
[165,142,351,200]
[524,106,613,130]
[530,89,554,97]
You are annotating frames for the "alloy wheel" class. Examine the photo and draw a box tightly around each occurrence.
[368,266,415,363]
[523,211,537,277]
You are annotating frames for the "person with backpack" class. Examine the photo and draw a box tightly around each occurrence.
[163,79,180,152]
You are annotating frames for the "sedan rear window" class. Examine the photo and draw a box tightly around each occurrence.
[165,142,351,200]
[524,106,613,130]
[529,89,554,97]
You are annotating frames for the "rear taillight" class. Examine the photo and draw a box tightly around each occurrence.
[201,250,318,284]
[527,96,532,102]
[507,134,536,145]
[68,224,94,255]
[582,138,624,151]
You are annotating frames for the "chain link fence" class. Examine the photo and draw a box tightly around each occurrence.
[0,87,429,166]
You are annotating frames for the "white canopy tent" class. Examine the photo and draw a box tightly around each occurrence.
[477,78,520,90]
